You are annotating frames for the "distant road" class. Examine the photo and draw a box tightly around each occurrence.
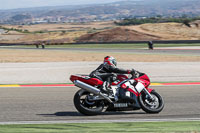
[0,46,200,55]
[50,47,200,55]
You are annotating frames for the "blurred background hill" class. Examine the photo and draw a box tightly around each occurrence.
[1,0,200,24]
[1,0,200,44]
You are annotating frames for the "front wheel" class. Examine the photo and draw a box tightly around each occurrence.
[138,90,164,113]
[73,89,104,116]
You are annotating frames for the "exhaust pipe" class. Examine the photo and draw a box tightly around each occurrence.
[74,80,113,103]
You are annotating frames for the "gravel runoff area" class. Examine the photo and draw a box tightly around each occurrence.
[0,62,200,84]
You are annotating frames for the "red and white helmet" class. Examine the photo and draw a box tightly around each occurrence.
[104,56,117,67]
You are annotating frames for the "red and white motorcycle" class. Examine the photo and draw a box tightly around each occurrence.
[70,71,164,115]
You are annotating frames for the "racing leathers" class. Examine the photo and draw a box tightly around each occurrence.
[90,63,131,80]
[89,62,133,92]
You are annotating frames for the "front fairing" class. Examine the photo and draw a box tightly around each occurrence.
[134,74,150,88]
[115,73,153,96]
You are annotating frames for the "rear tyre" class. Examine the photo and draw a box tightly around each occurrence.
[138,90,164,113]
[73,89,104,116]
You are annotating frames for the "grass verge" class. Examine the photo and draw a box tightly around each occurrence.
[0,121,200,133]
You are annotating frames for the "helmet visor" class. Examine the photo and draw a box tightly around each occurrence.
[112,59,117,66]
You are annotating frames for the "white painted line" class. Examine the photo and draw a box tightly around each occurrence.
[0,118,200,125]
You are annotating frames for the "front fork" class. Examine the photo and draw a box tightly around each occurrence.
[135,82,154,100]
[143,88,154,101]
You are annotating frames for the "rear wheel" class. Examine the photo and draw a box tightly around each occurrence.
[138,90,164,113]
[73,89,104,115]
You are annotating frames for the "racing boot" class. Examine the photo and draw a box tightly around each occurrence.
[101,81,108,93]
[102,81,119,101]
[101,81,113,95]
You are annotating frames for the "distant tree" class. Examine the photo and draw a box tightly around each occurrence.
[181,14,188,18]
[183,19,191,27]
[194,23,199,27]
[61,30,66,34]
[114,16,200,26]
[23,29,29,33]
[156,15,163,18]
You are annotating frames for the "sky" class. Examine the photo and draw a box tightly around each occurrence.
[0,0,122,10]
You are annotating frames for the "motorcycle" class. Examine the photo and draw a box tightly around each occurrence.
[70,70,164,115]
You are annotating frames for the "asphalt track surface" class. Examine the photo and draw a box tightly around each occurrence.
[1,47,200,55]
[0,85,200,123]
[56,48,200,56]
[0,47,199,124]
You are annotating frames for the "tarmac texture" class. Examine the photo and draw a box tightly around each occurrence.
[0,85,200,123]
[0,47,199,124]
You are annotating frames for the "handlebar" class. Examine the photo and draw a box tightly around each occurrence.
[130,69,136,79]
[130,70,144,79]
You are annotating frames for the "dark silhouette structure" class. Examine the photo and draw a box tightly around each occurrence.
[148,41,154,50]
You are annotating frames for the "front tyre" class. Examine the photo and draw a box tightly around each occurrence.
[73,89,104,116]
[138,90,164,113]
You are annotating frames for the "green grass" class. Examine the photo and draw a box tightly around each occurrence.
[0,121,200,133]
[13,43,200,49]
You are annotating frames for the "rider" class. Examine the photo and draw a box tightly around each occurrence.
[89,56,135,93]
